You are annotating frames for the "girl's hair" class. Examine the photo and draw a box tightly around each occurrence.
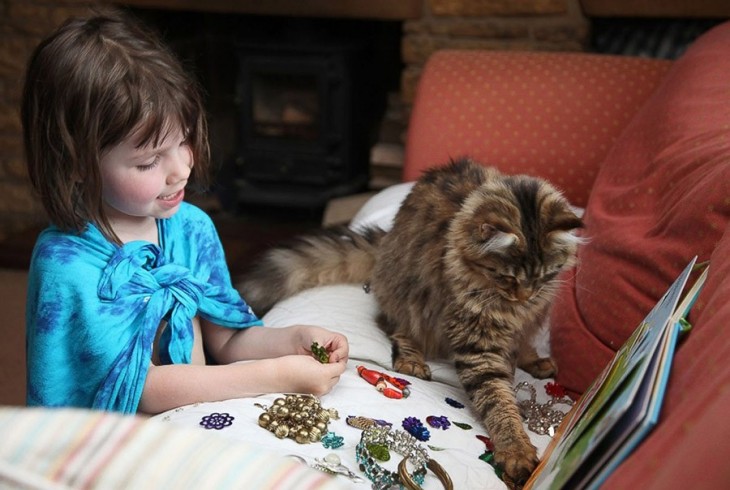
[21,8,210,242]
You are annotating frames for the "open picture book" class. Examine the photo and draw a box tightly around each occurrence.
[526,257,709,489]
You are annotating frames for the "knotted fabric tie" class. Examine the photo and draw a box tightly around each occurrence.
[93,242,259,413]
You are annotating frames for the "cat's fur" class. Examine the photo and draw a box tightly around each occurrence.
[238,158,583,486]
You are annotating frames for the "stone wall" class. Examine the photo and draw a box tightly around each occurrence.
[0,0,588,240]
[401,0,588,104]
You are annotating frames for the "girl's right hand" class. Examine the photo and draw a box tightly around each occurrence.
[269,355,347,397]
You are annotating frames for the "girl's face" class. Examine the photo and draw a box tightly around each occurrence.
[100,127,192,239]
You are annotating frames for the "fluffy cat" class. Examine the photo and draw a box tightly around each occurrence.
[238,158,583,486]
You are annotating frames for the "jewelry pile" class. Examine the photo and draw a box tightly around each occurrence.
[514,381,574,436]
[256,394,339,444]
[356,426,453,490]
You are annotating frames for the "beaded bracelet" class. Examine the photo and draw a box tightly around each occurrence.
[255,394,338,444]
[399,458,453,490]
[355,427,453,490]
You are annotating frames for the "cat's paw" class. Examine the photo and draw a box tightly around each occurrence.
[393,359,432,380]
[519,356,557,379]
[493,444,539,489]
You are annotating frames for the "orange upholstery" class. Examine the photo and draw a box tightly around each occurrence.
[404,50,671,207]
[550,20,730,397]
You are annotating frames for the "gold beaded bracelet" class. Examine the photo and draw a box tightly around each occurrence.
[355,426,453,490]
[256,394,338,444]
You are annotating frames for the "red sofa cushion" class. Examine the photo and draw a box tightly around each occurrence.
[404,50,670,207]
[603,221,730,488]
[550,20,730,396]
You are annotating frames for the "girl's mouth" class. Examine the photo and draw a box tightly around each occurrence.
[158,189,184,207]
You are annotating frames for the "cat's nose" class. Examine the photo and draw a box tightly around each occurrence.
[515,288,533,302]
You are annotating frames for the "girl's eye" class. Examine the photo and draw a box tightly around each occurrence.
[137,155,160,171]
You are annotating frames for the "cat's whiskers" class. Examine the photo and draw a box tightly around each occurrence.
[459,287,502,309]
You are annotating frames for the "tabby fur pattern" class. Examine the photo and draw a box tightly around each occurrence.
[237,159,583,486]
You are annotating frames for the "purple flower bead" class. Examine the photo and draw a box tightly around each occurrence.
[426,415,451,430]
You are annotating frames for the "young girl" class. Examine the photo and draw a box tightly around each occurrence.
[22,9,348,415]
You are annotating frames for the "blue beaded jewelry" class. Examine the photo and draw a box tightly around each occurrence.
[356,427,427,489]
[355,427,454,489]
[321,432,345,449]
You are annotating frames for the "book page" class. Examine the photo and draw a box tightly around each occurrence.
[528,257,699,489]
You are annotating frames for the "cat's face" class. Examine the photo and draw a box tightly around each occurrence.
[447,176,583,303]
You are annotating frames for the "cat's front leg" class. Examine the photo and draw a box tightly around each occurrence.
[389,331,432,380]
[517,342,557,379]
[458,360,538,487]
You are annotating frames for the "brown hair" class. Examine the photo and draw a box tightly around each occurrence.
[21,8,210,243]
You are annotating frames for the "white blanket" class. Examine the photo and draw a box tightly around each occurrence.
[155,184,566,489]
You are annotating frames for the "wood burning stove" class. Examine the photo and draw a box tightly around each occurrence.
[227,39,371,209]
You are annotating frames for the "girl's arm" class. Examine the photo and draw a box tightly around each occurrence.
[201,321,349,365]
[137,321,350,415]
[138,354,346,415]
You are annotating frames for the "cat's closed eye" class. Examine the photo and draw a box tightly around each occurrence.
[542,271,560,281]
[497,274,517,285]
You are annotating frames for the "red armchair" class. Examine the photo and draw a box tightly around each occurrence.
[402,21,730,489]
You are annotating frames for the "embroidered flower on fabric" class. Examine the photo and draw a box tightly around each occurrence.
[200,412,234,430]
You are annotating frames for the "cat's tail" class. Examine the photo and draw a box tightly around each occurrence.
[236,225,385,315]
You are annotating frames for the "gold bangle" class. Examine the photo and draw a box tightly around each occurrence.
[398,457,454,490]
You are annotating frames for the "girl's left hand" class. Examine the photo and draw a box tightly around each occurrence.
[294,325,349,364]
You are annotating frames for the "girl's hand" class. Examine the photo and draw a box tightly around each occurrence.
[272,354,347,396]
[292,325,349,364]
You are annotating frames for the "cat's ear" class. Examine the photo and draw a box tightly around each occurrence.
[480,223,497,240]
[550,211,583,233]
[546,208,584,246]
[480,223,518,251]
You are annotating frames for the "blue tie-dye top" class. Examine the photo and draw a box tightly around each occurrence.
[25,202,263,414]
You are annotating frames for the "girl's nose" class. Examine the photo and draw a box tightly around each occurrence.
[167,145,193,184]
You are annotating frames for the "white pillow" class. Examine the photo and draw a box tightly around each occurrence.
[349,182,415,232]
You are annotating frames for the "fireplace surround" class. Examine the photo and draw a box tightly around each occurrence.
[228,36,371,209]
